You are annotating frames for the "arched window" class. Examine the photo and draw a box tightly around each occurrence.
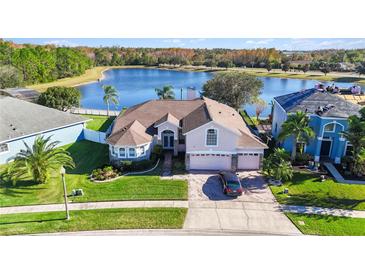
[119,147,126,157]
[324,123,335,132]
[206,129,218,146]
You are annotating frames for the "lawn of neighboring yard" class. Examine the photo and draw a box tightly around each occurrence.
[270,171,365,210]
[0,208,188,235]
[286,213,365,236]
[0,141,188,207]
[26,65,148,92]
[83,115,115,132]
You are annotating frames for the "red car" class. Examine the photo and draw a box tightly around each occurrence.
[218,171,243,196]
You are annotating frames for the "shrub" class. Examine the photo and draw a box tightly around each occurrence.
[91,166,119,181]
[152,144,163,157]
[120,159,155,172]
[295,153,313,165]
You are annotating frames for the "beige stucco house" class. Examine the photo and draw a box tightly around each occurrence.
[106,97,267,171]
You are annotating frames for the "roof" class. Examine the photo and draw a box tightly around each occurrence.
[336,94,365,106]
[0,96,87,143]
[107,97,267,149]
[0,88,40,102]
[107,120,152,146]
[154,113,180,127]
[274,88,361,118]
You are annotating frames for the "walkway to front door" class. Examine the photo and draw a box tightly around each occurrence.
[162,130,174,150]
[162,151,173,176]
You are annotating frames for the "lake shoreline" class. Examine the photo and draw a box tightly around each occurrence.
[27,65,365,92]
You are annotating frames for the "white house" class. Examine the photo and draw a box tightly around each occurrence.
[107,97,267,171]
[0,96,88,164]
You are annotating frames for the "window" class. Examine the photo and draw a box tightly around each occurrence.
[206,129,218,146]
[0,143,8,153]
[324,123,335,132]
[345,144,353,156]
[111,146,116,156]
[129,147,136,157]
[119,147,126,157]
[140,145,145,156]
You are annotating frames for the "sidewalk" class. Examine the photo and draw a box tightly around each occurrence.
[281,204,365,218]
[0,200,188,215]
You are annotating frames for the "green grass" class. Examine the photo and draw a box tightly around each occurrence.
[0,208,188,235]
[270,171,365,210]
[286,213,365,236]
[0,141,188,207]
[240,110,258,129]
[83,115,115,132]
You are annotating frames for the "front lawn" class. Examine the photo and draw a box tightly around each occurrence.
[83,114,115,132]
[270,171,365,210]
[0,208,187,235]
[286,213,365,236]
[0,141,188,207]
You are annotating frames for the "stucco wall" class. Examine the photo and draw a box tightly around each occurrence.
[185,121,238,153]
[271,100,288,139]
[0,123,85,164]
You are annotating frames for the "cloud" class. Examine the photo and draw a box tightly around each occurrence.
[43,40,78,47]
[189,38,206,43]
[245,39,273,45]
[162,39,185,47]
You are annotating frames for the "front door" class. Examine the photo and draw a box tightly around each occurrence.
[320,139,332,157]
[162,131,174,149]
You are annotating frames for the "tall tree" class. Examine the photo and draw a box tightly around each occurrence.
[301,64,310,74]
[342,110,365,175]
[278,111,315,161]
[103,85,119,116]
[254,98,267,120]
[9,136,75,184]
[38,86,80,111]
[281,62,290,73]
[355,62,365,76]
[0,65,23,88]
[155,85,175,99]
[319,62,331,76]
[202,71,263,110]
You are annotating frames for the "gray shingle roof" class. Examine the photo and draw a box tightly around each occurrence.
[274,88,361,118]
[0,96,88,143]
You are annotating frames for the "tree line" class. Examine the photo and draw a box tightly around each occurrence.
[1,39,365,89]
[0,40,92,88]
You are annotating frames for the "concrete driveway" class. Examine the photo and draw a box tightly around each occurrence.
[178,171,301,235]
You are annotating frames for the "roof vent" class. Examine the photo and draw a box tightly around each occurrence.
[219,111,222,114]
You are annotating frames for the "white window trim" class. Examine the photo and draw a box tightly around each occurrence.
[0,143,9,155]
[205,128,218,147]
[119,147,126,158]
[321,121,345,137]
[128,147,136,158]
[343,141,353,156]
[324,123,335,133]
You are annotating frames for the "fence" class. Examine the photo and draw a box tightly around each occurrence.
[71,107,120,116]
[83,128,107,144]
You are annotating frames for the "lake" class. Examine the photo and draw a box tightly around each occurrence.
[77,68,362,117]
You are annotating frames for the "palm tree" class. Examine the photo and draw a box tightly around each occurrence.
[263,148,293,181]
[278,111,315,161]
[155,85,175,99]
[10,136,75,184]
[342,113,365,175]
[103,85,119,116]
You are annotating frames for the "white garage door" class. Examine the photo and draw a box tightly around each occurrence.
[238,154,260,170]
[189,154,232,170]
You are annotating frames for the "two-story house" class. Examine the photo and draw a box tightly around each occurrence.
[106,97,267,171]
[271,88,362,163]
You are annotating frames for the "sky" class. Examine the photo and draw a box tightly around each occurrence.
[5,38,365,50]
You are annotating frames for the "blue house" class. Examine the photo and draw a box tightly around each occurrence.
[271,88,362,163]
[0,95,88,164]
